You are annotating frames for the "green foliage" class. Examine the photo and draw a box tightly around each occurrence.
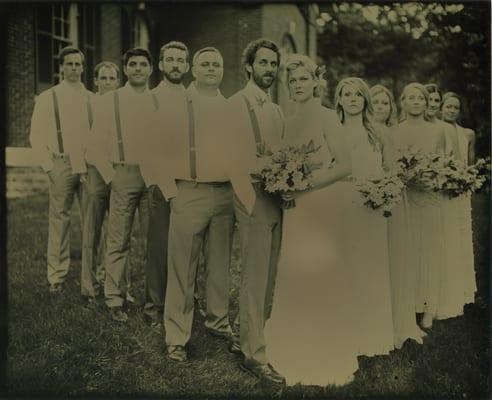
[317,2,490,156]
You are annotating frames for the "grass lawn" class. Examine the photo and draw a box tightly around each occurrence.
[5,192,491,398]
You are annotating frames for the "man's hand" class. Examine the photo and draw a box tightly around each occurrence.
[79,173,88,184]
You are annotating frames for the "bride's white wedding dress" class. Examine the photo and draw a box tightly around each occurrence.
[265,115,394,386]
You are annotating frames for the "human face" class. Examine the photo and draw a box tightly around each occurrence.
[441,97,461,123]
[249,47,278,90]
[159,47,189,84]
[124,55,152,87]
[372,92,391,124]
[402,87,427,117]
[95,66,119,95]
[61,52,83,83]
[288,66,317,103]
[427,91,442,118]
[192,51,223,88]
[340,84,365,116]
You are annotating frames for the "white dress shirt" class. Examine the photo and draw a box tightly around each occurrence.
[29,80,94,173]
[225,81,285,214]
[142,82,231,200]
[85,82,159,183]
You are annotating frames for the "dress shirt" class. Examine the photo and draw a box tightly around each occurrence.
[30,80,94,173]
[143,82,231,200]
[86,82,159,183]
[225,81,285,214]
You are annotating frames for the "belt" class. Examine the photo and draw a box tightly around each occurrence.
[113,162,140,169]
[177,179,230,187]
[52,153,70,160]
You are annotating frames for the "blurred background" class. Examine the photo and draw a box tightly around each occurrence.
[4,2,491,197]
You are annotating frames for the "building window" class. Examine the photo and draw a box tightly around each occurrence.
[133,13,149,50]
[78,4,100,91]
[35,4,78,93]
[35,3,100,93]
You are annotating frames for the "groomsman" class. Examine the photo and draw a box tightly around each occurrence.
[139,41,189,329]
[158,47,235,362]
[86,48,157,322]
[226,38,285,384]
[30,46,93,293]
[80,61,120,305]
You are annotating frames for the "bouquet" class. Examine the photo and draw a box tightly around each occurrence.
[397,149,491,198]
[396,150,444,192]
[355,175,405,217]
[251,140,323,208]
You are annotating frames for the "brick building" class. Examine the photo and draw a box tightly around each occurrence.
[5,2,319,197]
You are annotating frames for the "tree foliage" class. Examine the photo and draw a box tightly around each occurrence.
[317,2,490,156]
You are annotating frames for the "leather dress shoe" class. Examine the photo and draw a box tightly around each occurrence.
[110,307,128,322]
[205,327,231,340]
[167,345,187,362]
[240,359,285,384]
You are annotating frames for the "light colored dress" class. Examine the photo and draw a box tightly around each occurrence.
[436,121,475,318]
[387,187,427,348]
[265,115,394,386]
[456,125,476,304]
[392,124,446,317]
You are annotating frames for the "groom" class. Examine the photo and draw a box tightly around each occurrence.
[227,38,285,384]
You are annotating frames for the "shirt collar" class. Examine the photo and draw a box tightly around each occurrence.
[123,81,150,95]
[155,80,185,94]
[244,81,271,107]
[187,82,224,102]
[59,79,87,93]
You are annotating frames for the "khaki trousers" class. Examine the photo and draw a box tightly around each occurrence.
[164,181,234,347]
[235,184,282,365]
[47,156,84,285]
[144,185,170,322]
[104,165,149,308]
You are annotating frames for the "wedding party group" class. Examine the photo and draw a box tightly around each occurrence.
[29,37,484,386]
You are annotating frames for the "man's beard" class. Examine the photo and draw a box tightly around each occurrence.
[164,69,184,84]
[252,70,275,90]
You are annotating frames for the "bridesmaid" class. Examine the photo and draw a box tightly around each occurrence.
[441,92,477,308]
[370,84,398,127]
[423,84,473,319]
[370,84,426,348]
[392,83,446,329]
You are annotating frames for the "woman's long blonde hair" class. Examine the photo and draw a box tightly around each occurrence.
[370,84,397,127]
[335,77,381,151]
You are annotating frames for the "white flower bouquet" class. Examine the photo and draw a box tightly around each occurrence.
[355,175,405,217]
[397,149,491,198]
[251,140,323,208]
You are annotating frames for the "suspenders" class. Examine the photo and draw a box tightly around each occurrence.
[241,94,263,153]
[185,92,197,180]
[112,90,160,164]
[51,88,93,154]
[113,91,125,162]
[51,89,64,154]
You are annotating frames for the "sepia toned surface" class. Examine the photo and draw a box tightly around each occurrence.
[3,1,491,398]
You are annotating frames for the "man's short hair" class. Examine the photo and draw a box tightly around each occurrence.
[122,47,152,67]
[192,47,222,66]
[59,46,85,65]
[241,39,280,79]
[94,61,120,79]
[160,41,189,62]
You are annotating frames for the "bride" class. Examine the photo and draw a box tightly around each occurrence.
[264,57,395,386]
